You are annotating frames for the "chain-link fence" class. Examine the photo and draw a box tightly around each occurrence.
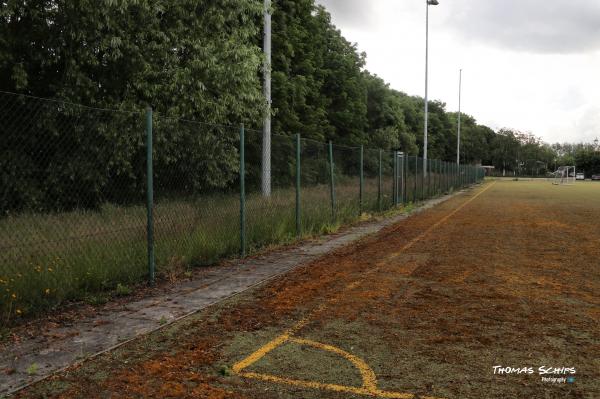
[0,91,485,323]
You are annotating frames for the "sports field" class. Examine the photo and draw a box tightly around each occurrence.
[18,180,600,398]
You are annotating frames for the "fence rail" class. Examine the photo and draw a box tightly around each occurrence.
[0,91,485,322]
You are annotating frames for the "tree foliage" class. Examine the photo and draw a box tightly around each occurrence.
[1,0,264,212]
[1,0,596,212]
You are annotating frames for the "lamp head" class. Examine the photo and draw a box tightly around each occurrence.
[428,0,439,5]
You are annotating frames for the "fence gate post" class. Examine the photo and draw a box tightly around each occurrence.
[359,145,364,215]
[296,133,301,237]
[378,149,382,212]
[328,141,336,221]
[239,124,246,257]
[146,107,155,284]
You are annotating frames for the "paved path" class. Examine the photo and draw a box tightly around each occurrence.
[0,193,459,396]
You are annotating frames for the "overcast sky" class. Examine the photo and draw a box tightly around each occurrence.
[316,0,600,144]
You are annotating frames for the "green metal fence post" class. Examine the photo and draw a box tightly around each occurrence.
[454,163,457,190]
[403,154,408,204]
[433,159,436,196]
[423,159,426,199]
[427,159,431,199]
[434,159,436,196]
[414,156,418,202]
[146,107,155,284]
[438,160,441,194]
[447,161,449,192]
[239,124,246,257]
[434,159,438,196]
[392,151,397,206]
[400,154,404,204]
[420,157,424,201]
[445,162,448,192]
[456,163,458,189]
[439,160,442,194]
[396,152,399,205]
[443,161,446,193]
[295,133,301,237]
[396,151,401,205]
[328,141,336,221]
[378,149,382,212]
[437,160,440,195]
[359,145,364,215]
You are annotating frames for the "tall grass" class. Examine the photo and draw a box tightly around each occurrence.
[0,178,399,324]
[0,170,461,324]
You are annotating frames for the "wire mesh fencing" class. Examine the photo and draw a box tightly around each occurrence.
[152,118,242,276]
[0,90,485,322]
[0,91,148,321]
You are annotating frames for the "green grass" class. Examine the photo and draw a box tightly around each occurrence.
[0,174,471,324]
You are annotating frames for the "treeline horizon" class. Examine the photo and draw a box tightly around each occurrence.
[1,0,599,210]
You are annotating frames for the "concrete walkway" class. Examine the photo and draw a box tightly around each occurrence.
[0,193,460,396]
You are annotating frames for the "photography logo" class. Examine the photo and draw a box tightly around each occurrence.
[493,366,577,384]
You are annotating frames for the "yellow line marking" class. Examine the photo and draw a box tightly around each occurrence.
[238,371,420,399]
[289,337,378,391]
[232,279,366,375]
[232,183,495,398]
[237,338,445,399]
[231,314,313,374]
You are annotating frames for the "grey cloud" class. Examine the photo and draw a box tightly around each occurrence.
[448,0,600,54]
[578,106,600,141]
[315,0,376,28]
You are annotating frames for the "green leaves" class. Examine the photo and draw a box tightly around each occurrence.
[0,0,566,214]
[0,1,264,212]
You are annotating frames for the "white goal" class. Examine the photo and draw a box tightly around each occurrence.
[552,166,575,185]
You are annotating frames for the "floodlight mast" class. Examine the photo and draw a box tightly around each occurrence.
[424,0,439,177]
[457,69,462,165]
[262,0,272,197]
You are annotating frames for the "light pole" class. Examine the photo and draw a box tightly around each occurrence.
[423,0,439,177]
[262,0,272,197]
[457,68,462,165]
